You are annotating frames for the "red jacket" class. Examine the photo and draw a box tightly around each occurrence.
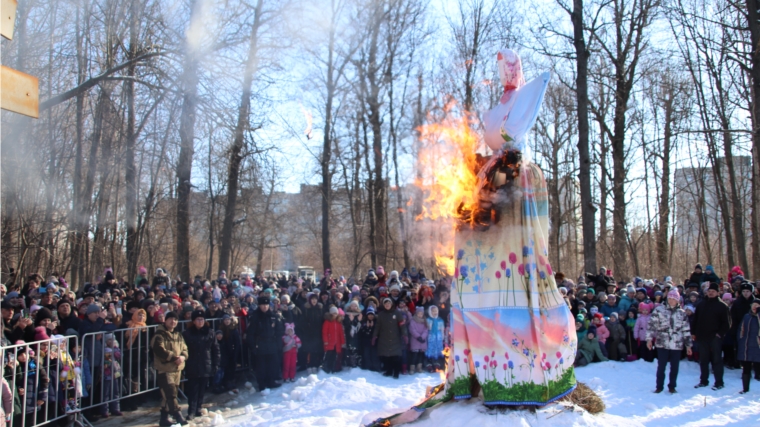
[322,313,345,352]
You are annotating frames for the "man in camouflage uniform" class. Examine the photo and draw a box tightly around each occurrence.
[647,289,693,394]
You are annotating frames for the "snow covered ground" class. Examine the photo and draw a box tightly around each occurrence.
[206,360,760,427]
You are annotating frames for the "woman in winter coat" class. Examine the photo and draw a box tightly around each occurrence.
[634,302,655,362]
[737,298,760,394]
[322,307,345,373]
[298,294,324,374]
[372,298,408,378]
[359,307,381,371]
[7,346,49,426]
[407,307,428,374]
[182,310,220,419]
[646,290,693,393]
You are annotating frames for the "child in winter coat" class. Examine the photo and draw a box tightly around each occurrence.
[407,307,428,374]
[592,314,610,358]
[322,307,345,373]
[425,306,445,372]
[606,312,627,361]
[574,326,609,367]
[282,323,302,382]
[635,302,655,362]
[101,347,122,417]
[359,307,381,371]
[343,303,362,368]
[624,309,638,358]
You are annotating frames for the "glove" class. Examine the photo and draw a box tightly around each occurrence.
[371,337,377,346]
[403,336,409,345]
[417,337,425,344]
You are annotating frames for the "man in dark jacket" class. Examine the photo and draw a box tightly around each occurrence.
[688,264,706,287]
[182,310,220,420]
[55,300,81,335]
[298,294,324,374]
[692,282,731,390]
[248,296,283,390]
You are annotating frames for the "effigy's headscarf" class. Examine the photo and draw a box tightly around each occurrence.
[497,49,525,91]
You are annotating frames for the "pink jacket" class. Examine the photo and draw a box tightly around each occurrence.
[634,314,650,341]
[595,323,610,343]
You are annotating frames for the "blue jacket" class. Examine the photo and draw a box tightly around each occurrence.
[425,316,445,359]
[78,317,117,367]
[600,303,617,318]
[617,295,635,315]
[737,312,760,363]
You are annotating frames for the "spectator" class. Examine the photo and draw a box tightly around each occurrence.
[646,290,693,393]
[688,264,705,287]
[322,306,345,373]
[606,312,627,361]
[373,298,407,379]
[216,314,241,393]
[692,282,731,390]
[360,307,381,371]
[737,298,760,394]
[248,295,283,391]
[575,325,608,366]
[281,323,301,383]
[182,310,220,420]
[703,265,721,284]
[635,302,655,362]
[151,311,187,426]
[343,302,362,368]
[408,306,428,374]
[298,294,324,375]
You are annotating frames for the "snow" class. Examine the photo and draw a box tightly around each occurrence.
[202,361,759,427]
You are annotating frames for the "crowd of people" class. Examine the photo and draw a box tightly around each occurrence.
[567,264,760,395]
[1,262,759,426]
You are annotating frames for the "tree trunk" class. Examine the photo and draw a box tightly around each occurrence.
[219,0,264,275]
[656,87,673,274]
[745,0,760,278]
[367,7,386,267]
[571,0,596,276]
[176,0,203,281]
[125,0,141,283]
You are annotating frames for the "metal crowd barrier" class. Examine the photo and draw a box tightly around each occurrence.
[1,335,83,427]
[77,316,252,416]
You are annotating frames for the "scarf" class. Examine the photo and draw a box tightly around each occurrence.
[125,309,147,349]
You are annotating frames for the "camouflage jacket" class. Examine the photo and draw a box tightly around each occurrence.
[646,304,692,350]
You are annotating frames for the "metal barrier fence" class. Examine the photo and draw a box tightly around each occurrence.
[1,316,252,427]
[77,317,252,415]
[1,335,82,427]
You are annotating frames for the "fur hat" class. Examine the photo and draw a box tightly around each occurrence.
[740,282,755,293]
[191,309,205,321]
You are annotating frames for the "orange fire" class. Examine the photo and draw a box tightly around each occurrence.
[414,100,483,275]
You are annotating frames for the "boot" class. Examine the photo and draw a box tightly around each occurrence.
[171,411,188,426]
[159,411,173,427]
[402,364,408,375]
[417,363,423,374]
[409,365,415,374]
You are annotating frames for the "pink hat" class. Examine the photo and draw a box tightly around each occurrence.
[722,293,733,301]
[376,266,385,275]
[34,326,50,342]
[667,290,680,300]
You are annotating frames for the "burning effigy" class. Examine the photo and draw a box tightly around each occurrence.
[366,49,577,426]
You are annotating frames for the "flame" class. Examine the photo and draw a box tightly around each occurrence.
[299,103,313,139]
[414,99,482,275]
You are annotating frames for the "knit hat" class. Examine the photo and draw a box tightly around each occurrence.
[86,304,101,315]
[733,275,745,283]
[415,306,425,314]
[708,282,720,292]
[191,309,205,321]
[607,294,617,300]
[593,312,603,320]
[215,330,223,336]
[576,314,585,322]
[722,293,733,302]
[376,266,385,276]
[695,263,703,270]
[705,265,713,272]
[329,306,339,315]
[684,304,695,313]
[382,297,393,305]
[164,311,178,320]
[667,290,680,300]
[587,325,597,337]
[366,306,376,316]
[104,271,115,281]
[389,284,401,293]
[390,270,399,280]
[559,287,568,295]
[610,312,619,319]
[654,291,663,297]
[221,313,231,320]
[34,307,54,326]
[351,285,360,293]
[34,326,50,341]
